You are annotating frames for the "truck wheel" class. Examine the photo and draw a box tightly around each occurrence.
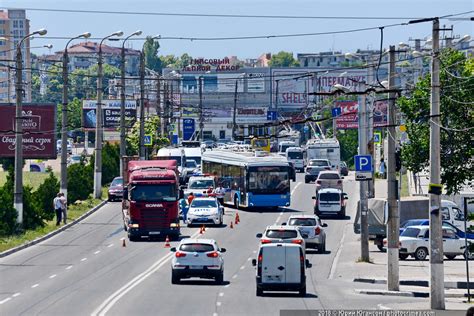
[171,271,180,284]
[234,196,239,209]
[299,285,306,296]
[304,178,309,184]
[339,207,346,218]
[463,250,474,260]
[215,271,224,285]
[445,254,457,260]
[377,244,386,252]
[318,241,325,254]
[256,286,263,296]
[399,254,409,260]
[415,247,428,260]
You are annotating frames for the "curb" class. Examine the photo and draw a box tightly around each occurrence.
[356,289,472,299]
[354,278,474,290]
[0,200,108,258]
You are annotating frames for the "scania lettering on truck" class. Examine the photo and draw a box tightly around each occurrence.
[122,159,180,241]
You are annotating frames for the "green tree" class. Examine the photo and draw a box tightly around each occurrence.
[269,51,300,67]
[32,172,59,221]
[398,49,474,194]
[126,116,169,156]
[56,97,83,136]
[143,36,162,72]
[160,54,178,68]
[0,170,17,235]
[337,129,359,168]
[102,142,120,184]
[67,162,93,204]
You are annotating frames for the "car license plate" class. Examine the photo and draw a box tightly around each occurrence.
[281,195,286,198]
[190,265,202,269]
[149,231,161,235]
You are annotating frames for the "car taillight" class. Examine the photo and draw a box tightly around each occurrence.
[300,255,304,262]
[206,251,219,258]
[337,180,342,184]
[175,251,186,258]
[292,239,303,245]
[261,239,272,244]
[316,181,322,184]
[258,254,263,262]
[315,227,321,235]
[383,239,387,245]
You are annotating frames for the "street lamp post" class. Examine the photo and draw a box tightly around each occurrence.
[61,32,91,200]
[14,28,47,225]
[198,75,203,142]
[94,31,123,198]
[120,30,142,172]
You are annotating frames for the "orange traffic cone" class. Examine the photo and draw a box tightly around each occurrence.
[202,224,206,232]
[230,221,234,229]
[164,236,171,248]
[235,212,240,224]
[199,226,204,234]
[122,238,126,247]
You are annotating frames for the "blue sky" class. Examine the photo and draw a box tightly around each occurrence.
[2,0,473,59]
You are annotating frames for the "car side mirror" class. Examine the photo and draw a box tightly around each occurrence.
[282,222,287,226]
[341,176,345,179]
[311,196,316,200]
[256,233,263,238]
[344,196,349,200]
[170,247,176,252]
[322,223,328,228]
[251,259,257,266]
[123,188,128,200]
[220,248,227,253]
[305,259,312,268]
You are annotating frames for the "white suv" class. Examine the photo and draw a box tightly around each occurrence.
[285,215,328,253]
[256,225,305,249]
[170,238,226,284]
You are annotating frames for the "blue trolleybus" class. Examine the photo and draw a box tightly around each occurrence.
[202,149,292,208]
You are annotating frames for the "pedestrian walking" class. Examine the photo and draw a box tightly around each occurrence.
[59,193,67,224]
[53,193,63,226]
[187,192,195,205]
[379,158,386,179]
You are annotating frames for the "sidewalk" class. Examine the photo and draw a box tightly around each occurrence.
[333,178,472,310]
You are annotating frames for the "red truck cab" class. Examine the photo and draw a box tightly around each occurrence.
[122,159,180,241]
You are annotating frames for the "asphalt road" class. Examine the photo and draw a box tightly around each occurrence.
[0,173,424,315]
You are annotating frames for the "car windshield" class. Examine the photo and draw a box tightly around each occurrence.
[401,220,423,228]
[186,160,197,168]
[288,151,303,159]
[279,145,292,153]
[130,184,177,202]
[309,160,329,167]
[191,199,217,208]
[188,156,201,165]
[288,218,316,226]
[319,173,340,179]
[401,227,421,238]
[265,229,298,239]
[248,166,290,194]
[319,192,340,202]
[189,179,214,189]
[111,178,123,187]
[180,243,214,252]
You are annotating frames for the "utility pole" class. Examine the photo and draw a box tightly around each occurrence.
[358,90,370,262]
[169,82,174,143]
[139,50,145,159]
[120,41,126,174]
[232,80,238,141]
[274,79,279,139]
[157,76,163,136]
[429,18,445,310]
[387,45,400,291]
[198,76,203,142]
[14,41,24,225]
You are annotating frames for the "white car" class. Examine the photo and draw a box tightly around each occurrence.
[184,176,215,198]
[186,197,224,227]
[170,238,226,284]
[315,171,344,192]
[313,188,348,218]
[285,215,327,253]
[256,225,305,249]
[393,225,473,260]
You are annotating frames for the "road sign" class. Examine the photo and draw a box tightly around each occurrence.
[354,155,373,181]
[331,107,342,117]
[374,132,382,144]
[144,134,153,146]
[267,111,277,121]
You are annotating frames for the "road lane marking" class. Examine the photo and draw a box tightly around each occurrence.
[252,250,257,254]
[49,274,57,279]
[0,297,12,304]
[224,284,230,288]
[213,313,218,316]
[66,265,73,270]
[291,182,302,196]
[247,257,251,261]
[216,302,222,306]
[94,250,101,255]
[12,293,21,298]
[92,229,201,316]
[107,244,113,248]
[329,223,347,279]
[81,258,87,262]
[240,265,245,270]
[31,284,39,288]
[218,292,224,297]
[232,275,237,279]
[378,304,391,310]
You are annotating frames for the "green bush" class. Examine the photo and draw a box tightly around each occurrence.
[67,163,93,204]
[0,181,17,236]
[102,142,120,185]
[32,172,59,221]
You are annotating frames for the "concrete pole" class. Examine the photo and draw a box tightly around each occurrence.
[387,45,400,291]
[429,18,445,310]
[232,80,238,140]
[119,43,126,175]
[60,48,69,199]
[14,44,24,225]
[94,41,104,198]
[139,50,145,159]
[157,76,163,136]
[199,76,203,142]
[358,91,370,262]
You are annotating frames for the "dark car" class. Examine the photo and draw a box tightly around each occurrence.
[108,176,123,201]
[339,161,349,176]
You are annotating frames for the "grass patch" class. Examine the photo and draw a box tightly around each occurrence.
[0,187,108,253]
[0,171,59,190]
[356,257,374,263]
[400,173,409,197]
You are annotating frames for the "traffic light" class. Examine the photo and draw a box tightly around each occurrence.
[395,148,401,172]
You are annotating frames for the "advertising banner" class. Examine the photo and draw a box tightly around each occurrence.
[335,100,388,129]
[0,103,57,158]
[183,118,195,140]
[82,100,137,130]
[246,73,266,93]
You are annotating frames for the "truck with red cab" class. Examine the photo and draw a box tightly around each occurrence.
[122,158,181,241]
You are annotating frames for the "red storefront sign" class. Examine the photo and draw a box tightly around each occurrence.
[0,103,57,158]
[335,100,388,129]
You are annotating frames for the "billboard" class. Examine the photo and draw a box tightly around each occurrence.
[82,100,137,130]
[335,100,388,129]
[246,73,266,93]
[183,118,195,140]
[0,103,57,159]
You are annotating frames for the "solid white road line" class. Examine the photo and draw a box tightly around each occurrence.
[218,292,224,297]
[31,284,39,288]
[0,297,12,304]
[92,230,201,316]
[49,274,57,279]
[329,223,347,279]
[378,304,391,310]
[12,293,21,298]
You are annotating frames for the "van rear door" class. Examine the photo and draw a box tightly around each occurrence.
[284,245,301,284]
[262,245,286,284]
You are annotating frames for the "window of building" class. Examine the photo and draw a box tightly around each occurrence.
[19,20,24,28]
[13,20,18,28]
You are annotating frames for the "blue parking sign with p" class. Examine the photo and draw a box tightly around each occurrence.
[355,155,372,172]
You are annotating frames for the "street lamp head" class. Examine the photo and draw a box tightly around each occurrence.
[412,50,425,58]
[333,84,351,94]
[133,30,143,36]
[81,32,92,39]
[398,42,409,48]
[35,28,48,36]
[44,44,53,49]
[113,31,124,37]
[458,34,471,44]
[153,34,161,39]
[380,80,389,89]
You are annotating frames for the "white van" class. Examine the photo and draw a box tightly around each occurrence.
[313,188,348,218]
[285,147,304,172]
[278,141,296,156]
[252,243,311,296]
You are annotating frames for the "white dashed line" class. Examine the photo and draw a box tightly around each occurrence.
[378,304,391,310]
[0,297,12,304]
[252,250,257,254]
[232,275,238,279]
[81,258,87,262]
[213,313,218,316]
[31,284,39,288]
[12,293,21,298]
[247,257,251,261]
[216,302,222,306]
[218,292,224,297]
[107,244,114,248]
[65,265,73,270]
[224,284,230,288]
[94,250,101,255]
[49,274,57,279]
[240,266,245,270]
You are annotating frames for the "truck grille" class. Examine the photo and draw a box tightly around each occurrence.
[140,210,169,228]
